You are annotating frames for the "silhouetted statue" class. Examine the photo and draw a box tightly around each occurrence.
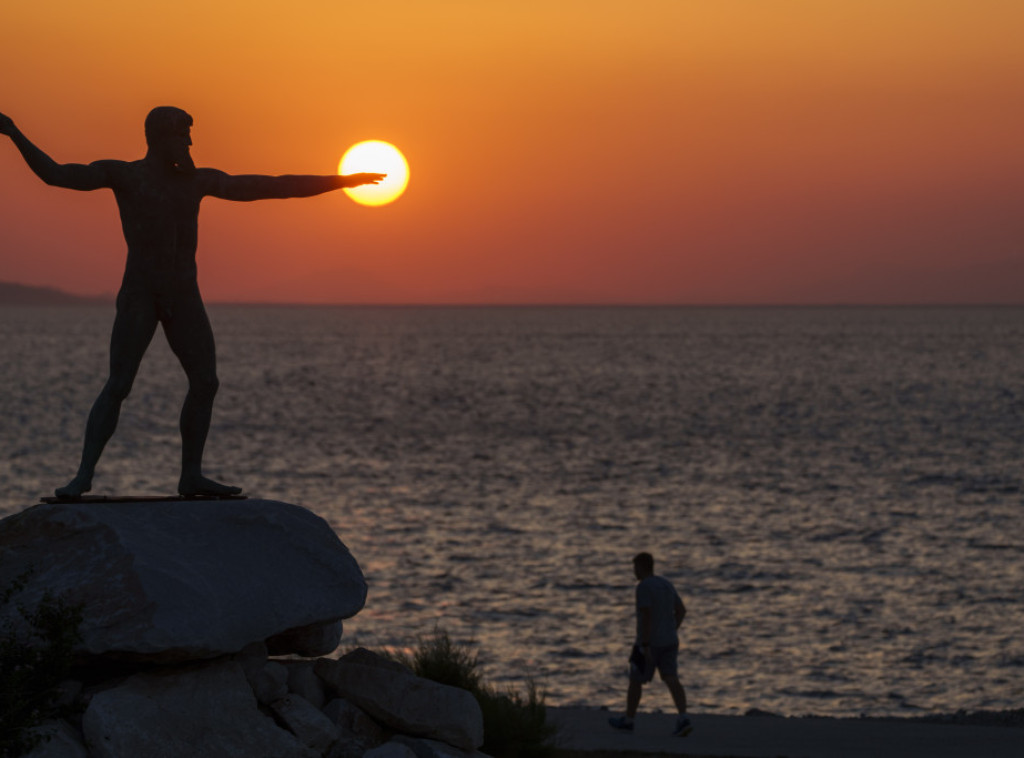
[0,107,384,498]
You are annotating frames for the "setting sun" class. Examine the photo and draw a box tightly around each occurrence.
[339,140,409,207]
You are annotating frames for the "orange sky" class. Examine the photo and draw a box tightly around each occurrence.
[1,1,1022,304]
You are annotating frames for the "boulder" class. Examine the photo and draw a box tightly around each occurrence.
[322,697,389,758]
[285,660,328,709]
[251,661,290,705]
[0,499,366,661]
[81,660,316,758]
[271,694,340,753]
[338,646,413,676]
[234,641,270,680]
[315,660,483,751]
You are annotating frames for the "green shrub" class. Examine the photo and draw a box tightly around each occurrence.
[392,630,557,758]
[0,571,83,758]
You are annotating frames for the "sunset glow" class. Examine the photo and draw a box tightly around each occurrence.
[1,2,1023,304]
[339,141,409,207]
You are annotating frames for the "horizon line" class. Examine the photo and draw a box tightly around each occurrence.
[8,299,1024,309]
[3,280,1024,309]
[204,300,1024,308]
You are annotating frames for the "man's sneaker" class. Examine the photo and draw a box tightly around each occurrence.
[672,716,693,737]
[608,715,635,731]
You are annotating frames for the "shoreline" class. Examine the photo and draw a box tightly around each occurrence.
[547,706,1024,758]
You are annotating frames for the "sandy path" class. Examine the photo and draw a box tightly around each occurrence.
[548,707,1023,758]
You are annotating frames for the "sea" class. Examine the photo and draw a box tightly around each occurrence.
[1,304,1022,718]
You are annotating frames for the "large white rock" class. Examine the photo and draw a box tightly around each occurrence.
[0,499,366,661]
[82,660,317,758]
[315,660,484,751]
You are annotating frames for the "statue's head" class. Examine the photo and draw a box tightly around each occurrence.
[144,106,194,171]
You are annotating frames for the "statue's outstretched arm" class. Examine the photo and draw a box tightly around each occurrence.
[0,112,111,191]
[201,169,385,202]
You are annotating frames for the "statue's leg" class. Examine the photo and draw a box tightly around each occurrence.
[56,294,157,497]
[163,289,241,497]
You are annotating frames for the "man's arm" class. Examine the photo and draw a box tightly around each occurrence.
[201,169,385,202]
[0,112,112,191]
[674,594,686,629]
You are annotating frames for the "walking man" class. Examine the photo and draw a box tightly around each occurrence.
[609,552,692,736]
[0,107,384,498]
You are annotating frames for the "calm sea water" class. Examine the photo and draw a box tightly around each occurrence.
[1,304,1022,717]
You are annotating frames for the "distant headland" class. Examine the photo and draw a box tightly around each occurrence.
[0,281,112,306]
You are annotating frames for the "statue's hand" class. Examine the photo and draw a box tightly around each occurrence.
[344,172,386,188]
[0,112,15,136]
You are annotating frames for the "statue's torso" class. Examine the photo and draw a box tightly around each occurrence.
[108,160,204,285]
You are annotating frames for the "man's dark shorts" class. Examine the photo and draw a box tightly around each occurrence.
[628,642,678,683]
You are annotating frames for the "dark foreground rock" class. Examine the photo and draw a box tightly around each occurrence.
[82,660,317,758]
[315,657,485,751]
[2,501,488,758]
[22,647,488,758]
[0,499,366,661]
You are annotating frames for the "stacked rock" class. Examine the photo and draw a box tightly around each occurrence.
[0,500,485,758]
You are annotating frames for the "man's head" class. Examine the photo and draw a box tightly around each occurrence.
[633,552,654,580]
[144,106,194,171]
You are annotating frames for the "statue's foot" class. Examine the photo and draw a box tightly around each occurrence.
[178,473,243,498]
[55,474,92,500]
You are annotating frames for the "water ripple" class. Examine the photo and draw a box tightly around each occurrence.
[2,305,1023,716]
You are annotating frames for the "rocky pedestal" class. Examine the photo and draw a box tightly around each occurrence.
[29,647,487,758]
[0,499,366,661]
[1,500,490,758]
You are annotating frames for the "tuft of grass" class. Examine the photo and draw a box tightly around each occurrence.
[476,679,555,758]
[0,571,83,758]
[391,630,557,758]
[393,629,482,695]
